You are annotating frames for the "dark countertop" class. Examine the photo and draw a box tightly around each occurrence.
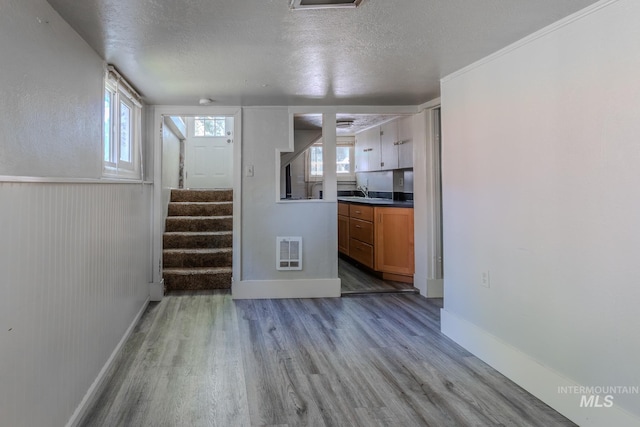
[338,196,414,208]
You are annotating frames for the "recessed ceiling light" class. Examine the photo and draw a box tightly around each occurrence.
[290,0,362,11]
[198,98,214,105]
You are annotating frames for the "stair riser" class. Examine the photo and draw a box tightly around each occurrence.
[163,251,232,268]
[164,272,232,291]
[168,203,232,216]
[165,217,232,232]
[171,190,232,203]
[163,234,232,249]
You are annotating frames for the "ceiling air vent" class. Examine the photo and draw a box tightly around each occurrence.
[290,0,362,10]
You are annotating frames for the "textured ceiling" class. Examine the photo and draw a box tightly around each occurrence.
[295,113,403,136]
[46,0,598,106]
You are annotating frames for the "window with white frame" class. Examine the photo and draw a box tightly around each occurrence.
[194,116,226,137]
[103,67,142,178]
[306,137,355,181]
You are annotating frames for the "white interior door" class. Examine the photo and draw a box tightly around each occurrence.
[185,117,233,188]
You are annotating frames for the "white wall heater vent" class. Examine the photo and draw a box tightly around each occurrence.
[276,236,302,270]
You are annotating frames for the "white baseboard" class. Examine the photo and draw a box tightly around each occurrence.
[427,278,443,297]
[413,276,443,298]
[66,298,150,427]
[440,309,640,427]
[149,279,164,301]
[413,274,428,296]
[232,278,341,299]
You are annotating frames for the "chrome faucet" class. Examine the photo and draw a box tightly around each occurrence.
[356,185,369,198]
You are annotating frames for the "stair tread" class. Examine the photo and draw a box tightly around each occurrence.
[169,201,232,205]
[163,231,232,235]
[163,267,232,274]
[163,248,232,253]
[166,215,233,220]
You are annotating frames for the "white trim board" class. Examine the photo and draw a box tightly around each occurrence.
[66,298,150,427]
[149,279,164,301]
[232,278,341,299]
[0,176,153,184]
[440,309,640,427]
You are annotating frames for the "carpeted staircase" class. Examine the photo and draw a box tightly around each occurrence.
[163,189,233,291]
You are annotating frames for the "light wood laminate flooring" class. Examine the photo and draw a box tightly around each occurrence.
[80,291,575,426]
[339,257,417,294]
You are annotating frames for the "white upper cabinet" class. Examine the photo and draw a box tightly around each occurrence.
[355,115,414,172]
[380,121,399,170]
[378,116,413,170]
[355,126,381,172]
[397,115,413,169]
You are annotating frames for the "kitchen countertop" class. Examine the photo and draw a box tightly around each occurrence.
[338,196,414,208]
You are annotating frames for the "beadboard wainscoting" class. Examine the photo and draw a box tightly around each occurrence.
[0,181,152,427]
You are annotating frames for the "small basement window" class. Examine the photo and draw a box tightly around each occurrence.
[103,66,143,179]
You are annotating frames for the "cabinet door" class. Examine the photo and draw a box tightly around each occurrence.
[380,121,398,170]
[338,214,350,255]
[397,116,413,169]
[374,207,414,275]
[354,135,368,172]
[356,126,380,172]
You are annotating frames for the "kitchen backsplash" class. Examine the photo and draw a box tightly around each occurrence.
[353,169,413,200]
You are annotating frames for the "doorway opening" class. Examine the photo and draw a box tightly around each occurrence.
[151,107,241,299]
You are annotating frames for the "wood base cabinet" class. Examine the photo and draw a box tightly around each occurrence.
[338,202,350,255]
[338,201,414,281]
[375,207,414,276]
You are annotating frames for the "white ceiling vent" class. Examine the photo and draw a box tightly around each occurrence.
[277,237,302,270]
[290,0,362,10]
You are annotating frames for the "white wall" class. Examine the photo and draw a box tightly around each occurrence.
[0,0,103,178]
[0,1,152,426]
[162,117,182,218]
[236,107,339,297]
[440,0,640,424]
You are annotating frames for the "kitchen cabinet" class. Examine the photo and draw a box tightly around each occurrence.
[355,126,381,172]
[380,121,398,170]
[397,116,413,169]
[338,200,414,281]
[350,238,374,268]
[375,207,414,276]
[379,116,414,170]
[338,202,350,255]
[348,204,374,268]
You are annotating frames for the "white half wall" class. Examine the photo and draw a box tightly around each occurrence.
[0,182,152,427]
[440,0,640,424]
[239,107,339,290]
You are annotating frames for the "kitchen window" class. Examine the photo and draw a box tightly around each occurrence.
[306,137,355,181]
[103,67,142,179]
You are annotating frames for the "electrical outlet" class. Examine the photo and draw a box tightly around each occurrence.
[481,270,490,288]
[399,177,404,186]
